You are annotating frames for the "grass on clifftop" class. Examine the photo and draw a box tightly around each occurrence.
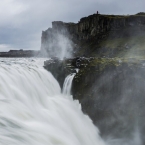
[99,35,145,58]
[74,57,145,83]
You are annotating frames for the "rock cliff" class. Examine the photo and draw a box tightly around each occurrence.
[44,57,145,141]
[72,57,145,138]
[43,12,145,142]
[41,13,145,58]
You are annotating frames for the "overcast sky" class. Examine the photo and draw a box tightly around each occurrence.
[0,0,144,51]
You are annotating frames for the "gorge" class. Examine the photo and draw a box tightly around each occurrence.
[0,58,106,145]
[0,12,145,145]
[42,12,145,144]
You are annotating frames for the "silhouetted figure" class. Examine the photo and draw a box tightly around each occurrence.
[97,11,99,14]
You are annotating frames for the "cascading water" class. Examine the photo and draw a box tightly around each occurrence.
[0,58,105,145]
[62,73,75,96]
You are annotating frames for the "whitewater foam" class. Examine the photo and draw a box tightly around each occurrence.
[0,58,105,145]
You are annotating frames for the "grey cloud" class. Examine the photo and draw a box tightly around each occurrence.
[0,0,144,51]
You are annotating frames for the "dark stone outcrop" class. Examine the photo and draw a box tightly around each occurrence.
[43,12,145,143]
[44,58,76,87]
[41,13,145,57]
[72,58,145,139]
[44,57,145,142]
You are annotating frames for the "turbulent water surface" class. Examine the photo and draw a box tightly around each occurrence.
[0,58,105,145]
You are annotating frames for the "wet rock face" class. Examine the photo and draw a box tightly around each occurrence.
[44,59,68,88]
[42,13,145,143]
[72,58,145,140]
[44,57,145,142]
[44,58,77,88]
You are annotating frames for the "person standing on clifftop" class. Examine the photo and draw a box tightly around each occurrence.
[97,11,99,14]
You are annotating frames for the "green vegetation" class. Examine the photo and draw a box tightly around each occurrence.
[99,35,145,58]
[103,13,145,19]
[74,57,145,83]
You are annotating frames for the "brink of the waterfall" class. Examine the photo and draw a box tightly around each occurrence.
[62,73,75,96]
[0,58,105,145]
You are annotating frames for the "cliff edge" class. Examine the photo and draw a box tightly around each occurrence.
[43,12,145,141]
[41,12,145,58]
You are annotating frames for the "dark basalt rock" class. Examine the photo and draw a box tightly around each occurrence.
[42,11,145,143]
[41,13,145,57]
[44,58,76,88]
[72,58,145,140]
[44,57,145,142]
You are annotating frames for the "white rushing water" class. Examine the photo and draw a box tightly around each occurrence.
[0,58,105,145]
[62,73,75,96]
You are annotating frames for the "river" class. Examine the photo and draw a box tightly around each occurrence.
[0,58,105,145]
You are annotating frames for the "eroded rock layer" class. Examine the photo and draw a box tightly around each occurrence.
[41,13,145,57]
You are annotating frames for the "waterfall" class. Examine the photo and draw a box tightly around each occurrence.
[62,73,75,96]
[0,58,105,145]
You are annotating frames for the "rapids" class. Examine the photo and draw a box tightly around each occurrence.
[0,58,105,145]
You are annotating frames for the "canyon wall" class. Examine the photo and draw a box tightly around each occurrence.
[41,13,145,57]
[43,12,145,142]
